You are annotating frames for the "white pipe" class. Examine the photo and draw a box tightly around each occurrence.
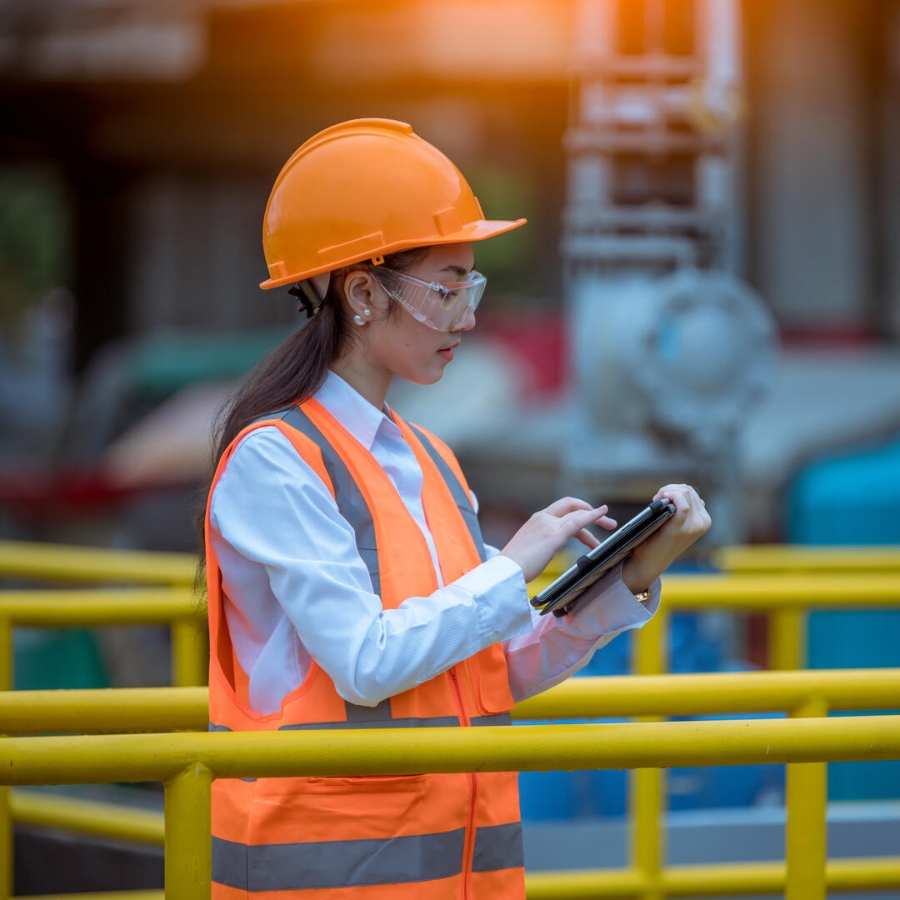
[704,0,742,85]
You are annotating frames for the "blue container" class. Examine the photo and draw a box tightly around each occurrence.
[787,432,900,801]
[517,769,582,821]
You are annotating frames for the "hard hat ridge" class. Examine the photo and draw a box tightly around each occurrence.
[260,118,527,290]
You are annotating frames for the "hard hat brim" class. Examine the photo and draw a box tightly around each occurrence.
[259,217,527,290]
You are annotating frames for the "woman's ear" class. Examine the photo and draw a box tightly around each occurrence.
[343,269,382,319]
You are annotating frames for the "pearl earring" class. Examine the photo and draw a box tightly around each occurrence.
[353,309,372,327]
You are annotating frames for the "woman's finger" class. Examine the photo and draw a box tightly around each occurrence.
[544,496,596,517]
[563,506,615,528]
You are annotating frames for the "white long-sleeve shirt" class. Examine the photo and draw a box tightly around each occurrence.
[209,370,659,714]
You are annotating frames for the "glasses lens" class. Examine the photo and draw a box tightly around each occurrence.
[374,268,486,332]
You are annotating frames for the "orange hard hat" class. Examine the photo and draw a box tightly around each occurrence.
[260,118,527,290]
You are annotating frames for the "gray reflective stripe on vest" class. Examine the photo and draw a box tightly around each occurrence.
[345,696,391,723]
[213,713,504,731]
[409,424,487,563]
[470,712,512,726]
[212,715,463,732]
[277,406,380,594]
[257,405,381,595]
[279,715,460,730]
[211,828,466,891]
[472,822,525,872]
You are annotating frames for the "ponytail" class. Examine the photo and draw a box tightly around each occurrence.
[210,292,344,467]
[195,246,428,569]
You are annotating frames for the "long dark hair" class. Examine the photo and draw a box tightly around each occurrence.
[195,247,427,572]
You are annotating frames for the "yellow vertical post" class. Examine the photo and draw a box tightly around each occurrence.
[0,616,13,900]
[769,608,805,670]
[633,607,667,678]
[171,618,208,687]
[631,608,668,900]
[633,767,664,900]
[785,699,829,900]
[0,785,10,900]
[0,616,11,691]
[165,764,212,900]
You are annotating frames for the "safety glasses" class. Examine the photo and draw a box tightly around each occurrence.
[371,267,487,332]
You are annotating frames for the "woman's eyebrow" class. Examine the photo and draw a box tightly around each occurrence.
[440,265,473,277]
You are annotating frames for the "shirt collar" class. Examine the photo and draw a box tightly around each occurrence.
[313,370,394,452]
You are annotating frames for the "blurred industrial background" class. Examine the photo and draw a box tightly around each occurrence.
[2,0,900,548]
[2,0,900,893]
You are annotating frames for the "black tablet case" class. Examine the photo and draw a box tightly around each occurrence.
[530,498,676,617]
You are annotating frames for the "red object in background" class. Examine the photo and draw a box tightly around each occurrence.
[745,614,770,670]
[478,312,567,400]
[779,323,877,350]
[0,466,170,521]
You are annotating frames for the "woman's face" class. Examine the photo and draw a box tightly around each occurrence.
[346,242,478,389]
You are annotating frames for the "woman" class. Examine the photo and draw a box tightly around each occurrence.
[204,118,710,899]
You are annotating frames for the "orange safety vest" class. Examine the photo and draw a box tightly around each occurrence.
[206,397,525,899]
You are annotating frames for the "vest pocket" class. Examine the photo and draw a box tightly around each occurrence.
[249,772,468,851]
[469,644,516,716]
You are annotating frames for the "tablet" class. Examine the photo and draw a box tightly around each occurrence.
[530,498,676,617]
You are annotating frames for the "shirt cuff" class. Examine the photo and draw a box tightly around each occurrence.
[565,562,660,634]
[455,554,533,645]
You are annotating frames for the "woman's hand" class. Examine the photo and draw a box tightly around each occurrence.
[500,497,617,584]
[621,484,711,593]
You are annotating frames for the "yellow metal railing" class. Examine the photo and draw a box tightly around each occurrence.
[713,543,900,574]
[3,714,900,900]
[3,540,900,900]
[0,588,206,691]
[0,540,202,900]
[4,672,900,899]
[0,540,196,585]
[0,539,203,693]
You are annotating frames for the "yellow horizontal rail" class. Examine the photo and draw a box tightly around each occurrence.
[0,541,195,585]
[5,669,900,735]
[3,539,898,595]
[714,543,900,574]
[5,719,899,900]
[10,790,164,845]
[525,868,647,898]
[0,589,201,625]
[525,858,900,899]
[2,541,897,588]
[3,716,899,785]
[660,572,900,609]
[10,799,899,895]
[827,857,900,890]
[514,668,900,718]
[2,686,208,733]
[4,573,898,626]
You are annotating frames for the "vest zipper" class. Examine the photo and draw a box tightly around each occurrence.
[448,666,476,899]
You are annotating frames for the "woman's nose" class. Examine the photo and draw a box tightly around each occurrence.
[458,306,477,331]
